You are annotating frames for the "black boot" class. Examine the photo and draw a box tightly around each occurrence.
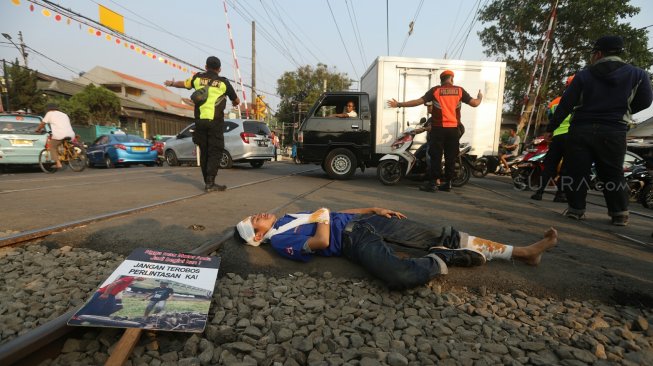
[530,190,543,200]
[553,191,567,203]
[419,181,437,193]
[205,176,215,192]
[437,181,451,192]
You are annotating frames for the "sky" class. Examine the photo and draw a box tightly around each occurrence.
[1,0,652,121]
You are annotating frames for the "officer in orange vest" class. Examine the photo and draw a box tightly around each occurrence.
[388,70,482,192]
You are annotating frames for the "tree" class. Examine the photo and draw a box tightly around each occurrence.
[4,60,44,112]
[60,84,121,126]
[478,0,653,115]
[275,63,352,127]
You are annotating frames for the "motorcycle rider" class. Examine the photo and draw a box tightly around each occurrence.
[499,129,520,173]
[531,75,575,202]
[388,70,482,192]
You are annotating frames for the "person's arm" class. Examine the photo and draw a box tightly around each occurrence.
[164,80,185,88]
[327,112,351,118]
[630,71,653,114]
[339,207,406,219]
[467,90,483,107]
[34,120,46,133]
[224,80,241,107]
[387,97,426,108]
[305,222,330,251]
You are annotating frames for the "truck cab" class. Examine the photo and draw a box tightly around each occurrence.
[297,92,375,179]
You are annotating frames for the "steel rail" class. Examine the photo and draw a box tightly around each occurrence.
[0,170,329,366]
[468,181,653,248]
[482,176,653,220]
[0,167,319,248]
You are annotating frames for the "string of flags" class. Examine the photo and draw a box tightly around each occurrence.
[11,0,195,74]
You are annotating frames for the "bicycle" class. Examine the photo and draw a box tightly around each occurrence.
[38,134,87,173]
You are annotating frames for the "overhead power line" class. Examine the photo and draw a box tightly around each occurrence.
[398,0,425,56]
[345,0,366,69]
[326,0,359,79]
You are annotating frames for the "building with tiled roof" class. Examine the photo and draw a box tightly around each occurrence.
[72,66,196,137]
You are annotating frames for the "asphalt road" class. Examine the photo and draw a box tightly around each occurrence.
[1,160,652,306]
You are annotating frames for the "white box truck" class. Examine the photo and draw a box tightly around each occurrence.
[297,56,506,179]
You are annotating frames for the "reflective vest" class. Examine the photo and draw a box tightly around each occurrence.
[185,73,228,120]
[548,96,571,137]
[433,85,464,128]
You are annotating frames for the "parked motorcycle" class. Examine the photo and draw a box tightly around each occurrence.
[376,129,473,187]
[511,136,550,191]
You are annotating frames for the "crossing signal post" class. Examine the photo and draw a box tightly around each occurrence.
[254,95,267,120]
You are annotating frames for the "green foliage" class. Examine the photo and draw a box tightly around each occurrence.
[62,84,121,126]
[275,63,352,125]
[478,0,653,114]
[3,60,44,112]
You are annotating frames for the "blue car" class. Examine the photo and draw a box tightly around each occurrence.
[0,113,47,165]
[86,134,158,168]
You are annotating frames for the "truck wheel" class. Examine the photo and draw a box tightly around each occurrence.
[324,148,357,180]
[377,160,403,185]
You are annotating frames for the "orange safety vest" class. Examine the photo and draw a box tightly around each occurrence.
[433,85,464,128]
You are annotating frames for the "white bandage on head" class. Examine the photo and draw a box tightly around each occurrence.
[236,216,262,246]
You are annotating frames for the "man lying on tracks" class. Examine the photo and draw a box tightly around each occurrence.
[235,207,557,290]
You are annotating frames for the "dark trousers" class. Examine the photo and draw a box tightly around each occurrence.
[428,127,459,182]
[562,124,628,217]
[341,215,459,290]
[193,119,224,182]
[536,134,567,194]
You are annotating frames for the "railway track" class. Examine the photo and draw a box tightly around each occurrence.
[470,177,653,247]
[0,167,328,365]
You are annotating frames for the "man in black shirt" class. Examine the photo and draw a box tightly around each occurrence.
[143,281,174,317]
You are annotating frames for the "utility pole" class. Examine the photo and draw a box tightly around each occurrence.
[2,59,9,111]
[18,32,28,69]
[251,21,256,119]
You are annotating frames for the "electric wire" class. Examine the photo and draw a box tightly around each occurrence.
[344,0,366,69]
[269,0,305,65]
[398,0,425,56]
[347,0,367,63]
[273,1,333,65]
[226,0,302,69]
[444,0,465,58]
[258,0,303,66]
[326,0,359,79]
[445,0,481,59]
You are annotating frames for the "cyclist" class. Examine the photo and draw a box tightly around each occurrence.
[35,103,76,169]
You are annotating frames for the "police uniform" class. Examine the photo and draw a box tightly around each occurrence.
[421,83,473,188]
[184,70,237,188]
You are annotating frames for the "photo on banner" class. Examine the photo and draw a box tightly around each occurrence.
[68,248,220,333]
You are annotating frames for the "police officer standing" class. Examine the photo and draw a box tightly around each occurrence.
[165,56,240,192]
[547,36,652,226]
[388,70,482,192]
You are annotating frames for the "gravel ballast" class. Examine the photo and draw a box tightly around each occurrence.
[1,244,652,366]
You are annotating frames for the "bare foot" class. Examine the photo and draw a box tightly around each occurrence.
[518,227,558,266]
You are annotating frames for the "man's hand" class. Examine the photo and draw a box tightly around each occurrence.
[373,208,406,219]
[99,293,109,300]
[232,97,241,107]
[164,79,175,87]
[387,99,400,108]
